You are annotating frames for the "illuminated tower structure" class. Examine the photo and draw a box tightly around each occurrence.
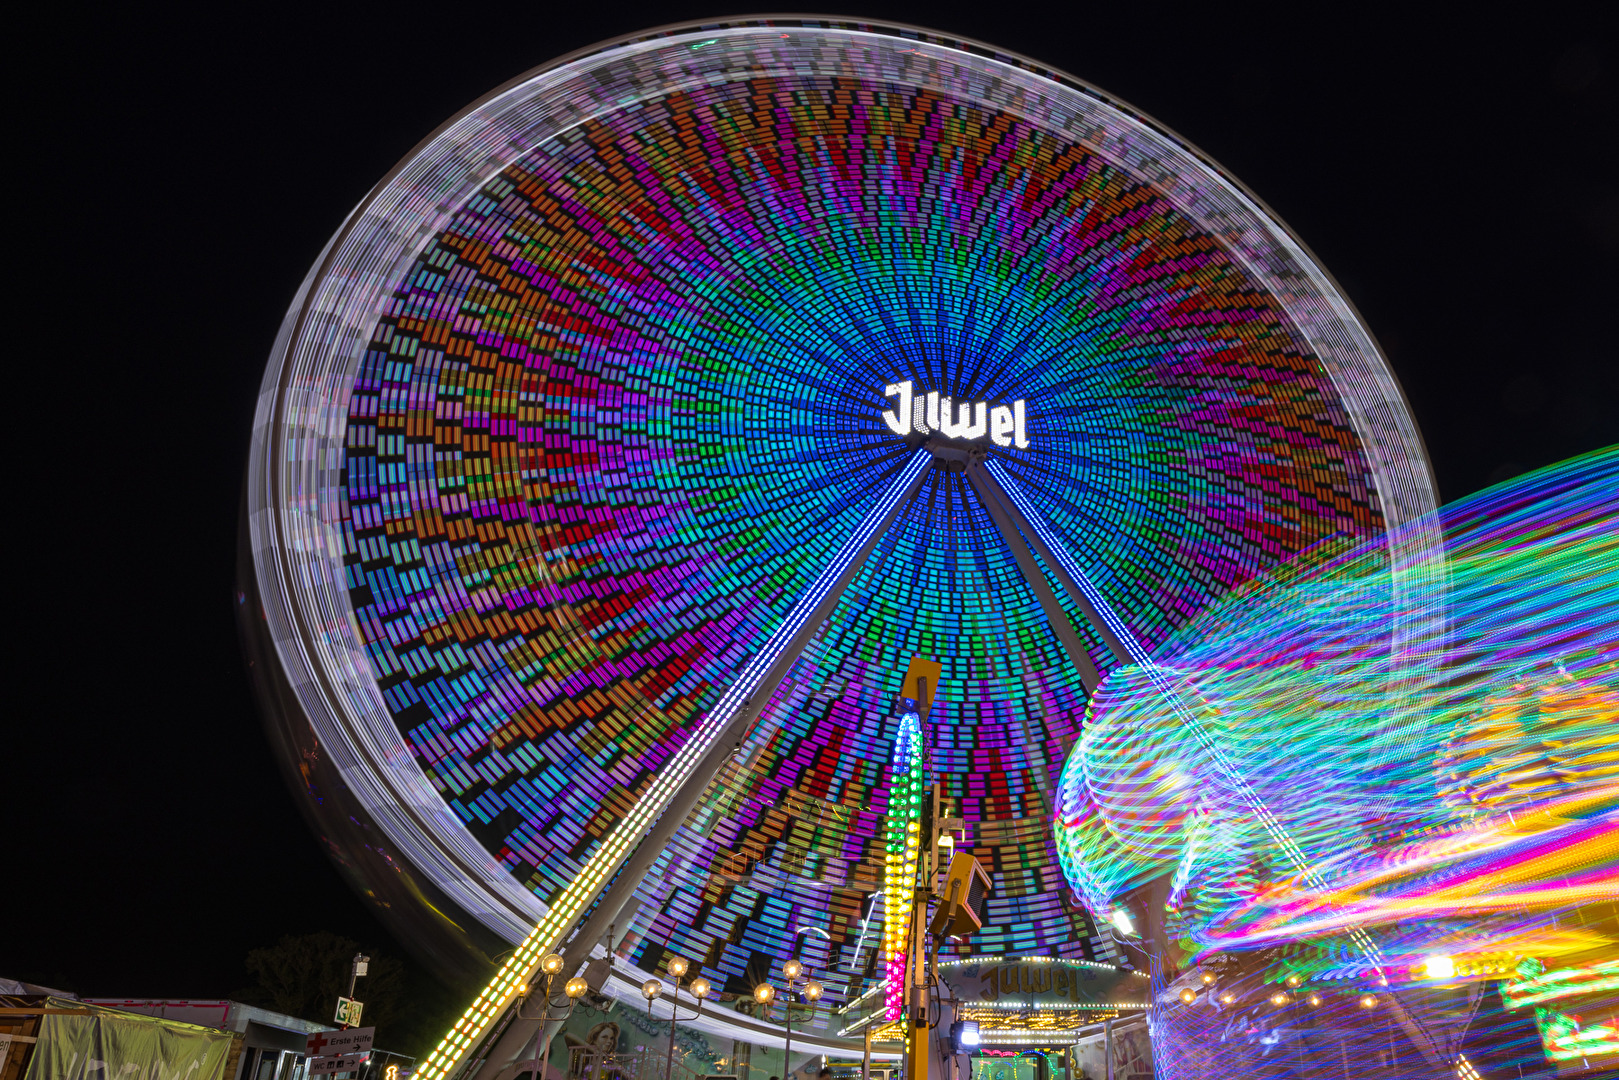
[882,699,927,1023]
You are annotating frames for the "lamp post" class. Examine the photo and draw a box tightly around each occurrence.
[642,956,711,1080]
[517,953,590,1080]
[341,953,369,1030]
[754,960,823,1080]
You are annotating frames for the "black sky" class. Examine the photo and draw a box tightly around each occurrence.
[8,2,1614,1000]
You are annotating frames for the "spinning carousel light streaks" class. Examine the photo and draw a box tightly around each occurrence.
[1056,447,1618,1077]
[1057,447,1616,927]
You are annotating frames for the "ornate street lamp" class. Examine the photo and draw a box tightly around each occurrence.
[517,953,590,1080]
[643,957,711,1080]
[754,959,823,1080]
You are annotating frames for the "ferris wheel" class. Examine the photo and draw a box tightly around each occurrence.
[243,17,1437,1080]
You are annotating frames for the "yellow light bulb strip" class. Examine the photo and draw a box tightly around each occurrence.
[415,695,749,1080]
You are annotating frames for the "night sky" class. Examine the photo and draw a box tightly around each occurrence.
[9,2,1613,1001]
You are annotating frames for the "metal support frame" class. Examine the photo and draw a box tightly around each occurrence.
[964,467,1102,692]
[465,451,934,1080]
[967,464,1132,669]
[905,888,930,1080]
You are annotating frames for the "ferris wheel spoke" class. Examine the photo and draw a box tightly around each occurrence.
[978,459,1137,668]
[964,463,1103,693]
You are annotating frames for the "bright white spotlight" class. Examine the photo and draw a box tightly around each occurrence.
[1424,955,1455,980]
[1110,909,1135,936]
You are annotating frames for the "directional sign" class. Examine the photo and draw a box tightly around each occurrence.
[306,1027,374,1058]
[308,1054,369,1076]
[333,998,365,1027]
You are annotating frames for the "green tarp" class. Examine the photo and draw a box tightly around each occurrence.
[24,1001,232,1080]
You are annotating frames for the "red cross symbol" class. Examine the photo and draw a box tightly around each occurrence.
[307,1034,331,1056]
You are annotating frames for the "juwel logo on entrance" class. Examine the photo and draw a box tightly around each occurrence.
[881,381,1029,448]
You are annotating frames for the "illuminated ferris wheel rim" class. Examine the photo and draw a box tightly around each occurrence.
[246,15,1440,960]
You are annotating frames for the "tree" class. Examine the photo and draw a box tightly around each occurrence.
[238,933,406,1037]
[238,933,466,1059]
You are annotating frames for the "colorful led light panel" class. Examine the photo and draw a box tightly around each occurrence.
[250,21,1435,1027]
[344,46,1398,970]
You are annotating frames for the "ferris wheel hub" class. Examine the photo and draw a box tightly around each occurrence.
[921,436,990,471]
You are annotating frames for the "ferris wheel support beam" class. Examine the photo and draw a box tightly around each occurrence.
[964,466,1103,693]
[451,449,935,1080]
[967,462,1134,670]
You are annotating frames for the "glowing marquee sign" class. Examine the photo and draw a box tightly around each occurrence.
[882,381,1029,448]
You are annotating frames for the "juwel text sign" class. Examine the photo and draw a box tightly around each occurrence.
[881,381,1029,448]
